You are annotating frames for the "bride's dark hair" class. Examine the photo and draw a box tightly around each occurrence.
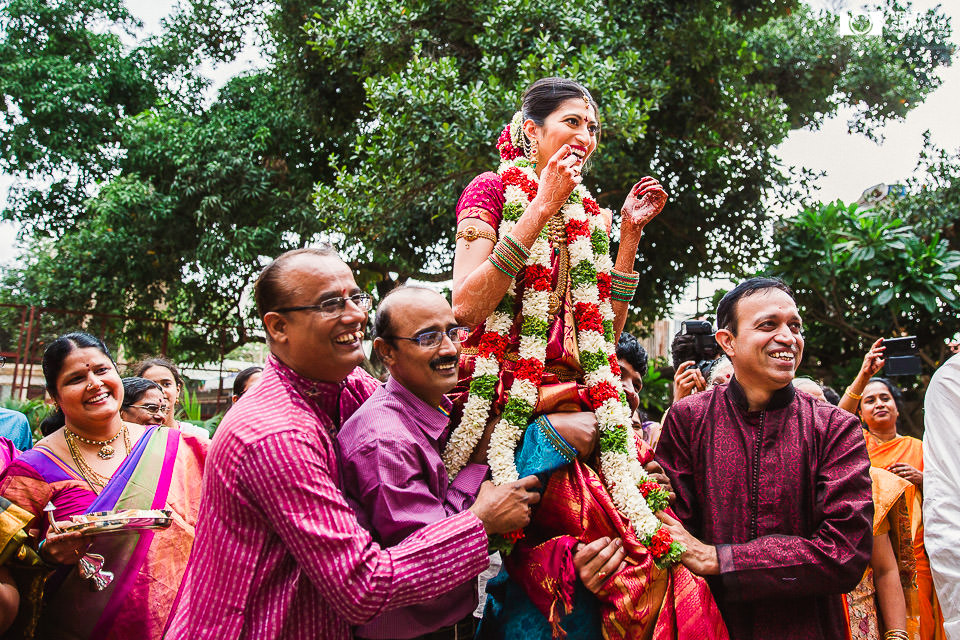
[521,77,599,128]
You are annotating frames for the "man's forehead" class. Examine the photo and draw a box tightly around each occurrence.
[738,289,800,320]
[389,289,453,329]
[282,254,356,296]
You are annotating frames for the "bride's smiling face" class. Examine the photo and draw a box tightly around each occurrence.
[524,98,599,171]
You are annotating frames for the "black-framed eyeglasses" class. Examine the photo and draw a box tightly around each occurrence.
[125,403,169,414]
[385,326,469,348]
[274,293,373,319]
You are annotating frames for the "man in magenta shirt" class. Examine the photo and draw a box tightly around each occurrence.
[166,247,542,640]
[340,286,630,639]
[339,287,490,639]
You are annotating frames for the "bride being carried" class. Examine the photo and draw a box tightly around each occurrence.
[445,77,729,640]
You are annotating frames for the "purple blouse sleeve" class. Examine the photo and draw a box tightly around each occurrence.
[456,172,505,231]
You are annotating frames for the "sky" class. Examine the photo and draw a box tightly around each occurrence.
[1,0,958,320]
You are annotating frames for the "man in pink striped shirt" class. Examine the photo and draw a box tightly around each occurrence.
[166,246,541,640]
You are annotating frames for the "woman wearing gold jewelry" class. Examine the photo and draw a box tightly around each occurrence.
[0,332,207,639]
[840,341,945,640]
[857,378,945,640]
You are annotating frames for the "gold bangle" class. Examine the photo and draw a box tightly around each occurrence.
[845,388,862,400]
[883,631,909,640]
[456,225,497,244]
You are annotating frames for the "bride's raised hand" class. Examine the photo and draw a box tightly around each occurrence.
[534,144,582,210]
[620,177,667,243]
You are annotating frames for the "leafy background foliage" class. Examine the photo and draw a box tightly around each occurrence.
[763,174,960,433]
[0,0,955,365]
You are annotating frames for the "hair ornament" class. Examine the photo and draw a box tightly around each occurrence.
[510,111,524,148]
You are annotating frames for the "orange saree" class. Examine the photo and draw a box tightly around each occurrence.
[845,467,919,639]
[864,432,945,640]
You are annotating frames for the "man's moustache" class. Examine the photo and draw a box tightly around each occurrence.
[430,356,459,370]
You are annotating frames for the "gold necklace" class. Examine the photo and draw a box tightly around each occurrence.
[64,425,124,460]
[64,424,131,494]
[546,212,569,315]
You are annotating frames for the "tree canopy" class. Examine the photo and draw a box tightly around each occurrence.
[0,0,954,362]
[762,149,960,434]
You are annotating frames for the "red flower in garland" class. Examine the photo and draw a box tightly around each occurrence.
[501,166,525,185]
[638,480,661,498]
[503,528,525,543]
[514,357,545,384]
[574,302,604,333]
[565,219,591,240]
[583,197,601,218]
[596,272,612,301]
[648,527,673,557]
[524,264,552,292]
[501,167,538,199]
[497,126,522,160]
[607,353,622,377]
[588,381,621,408]
[479,332,509,360]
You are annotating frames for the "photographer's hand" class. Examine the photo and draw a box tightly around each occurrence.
[674,361,706,401]
[837,338,885,414]
[859,338,886,379]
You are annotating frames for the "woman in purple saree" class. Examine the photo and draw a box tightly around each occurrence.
[0,333,206,639]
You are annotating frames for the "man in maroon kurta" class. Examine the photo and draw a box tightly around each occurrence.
[656,278,872,640]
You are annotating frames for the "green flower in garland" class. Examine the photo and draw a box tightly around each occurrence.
[580,349,607,372]
[521,316,549,337]
[502,396,534,427]
[570,261,598,288]
[470,374,499,401]
[598,426,629,454]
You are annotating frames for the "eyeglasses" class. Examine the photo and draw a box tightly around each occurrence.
[274,293,373,319]
[385,326,470,348]
[126,403,169,414]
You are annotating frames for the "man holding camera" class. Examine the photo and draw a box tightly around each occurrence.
[671,320,721,401]
[655,277,873,640]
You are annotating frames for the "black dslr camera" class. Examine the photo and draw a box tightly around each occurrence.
[681,320,720,377]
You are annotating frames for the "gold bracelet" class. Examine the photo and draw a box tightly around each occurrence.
[883,630,909,640]
[845,388,862,400]
[456,225,497,244]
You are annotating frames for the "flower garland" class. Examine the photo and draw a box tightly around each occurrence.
[442,113,683,568]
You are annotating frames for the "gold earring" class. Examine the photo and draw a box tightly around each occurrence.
[523,135,538,164]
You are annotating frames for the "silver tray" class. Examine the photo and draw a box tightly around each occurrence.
[59,509,174,535]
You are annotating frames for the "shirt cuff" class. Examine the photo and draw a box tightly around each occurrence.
[386,510,490,610]
[447,463,489,511]
[716,543,741,600]
[536,416,577,461]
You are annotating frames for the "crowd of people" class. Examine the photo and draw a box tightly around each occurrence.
[0,76,956,640]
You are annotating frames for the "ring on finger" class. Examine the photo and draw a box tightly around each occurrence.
[597,570,607,580]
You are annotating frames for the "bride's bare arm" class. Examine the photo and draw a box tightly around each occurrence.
[611,177,668,339]
[453,146,582,327]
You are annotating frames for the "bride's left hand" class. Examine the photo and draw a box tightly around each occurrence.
[620,177,667,243]
[574,537,626,594]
